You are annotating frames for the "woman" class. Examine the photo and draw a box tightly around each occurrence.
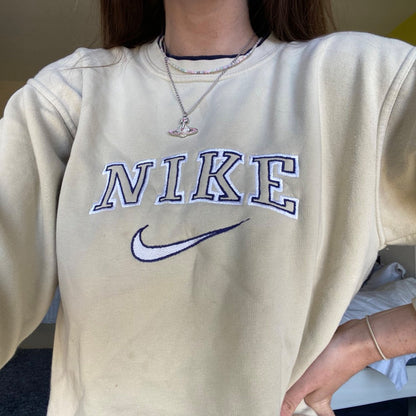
[0,0,415,415]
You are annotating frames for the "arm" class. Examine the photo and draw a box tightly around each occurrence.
[280,303,416,416]
[0,76,76,368]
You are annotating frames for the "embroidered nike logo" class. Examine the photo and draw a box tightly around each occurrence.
[131,218,250,262]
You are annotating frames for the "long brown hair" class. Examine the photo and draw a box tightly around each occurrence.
[100,0,334,49]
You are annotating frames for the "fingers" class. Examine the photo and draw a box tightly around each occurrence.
[280,395,300,416]
[280,391,335,416]
[305,397,335,416]
[281,401,334,416]
[280,383,306,416]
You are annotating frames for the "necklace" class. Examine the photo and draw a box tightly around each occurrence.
[161,35,261,138]
[162,36,262,75]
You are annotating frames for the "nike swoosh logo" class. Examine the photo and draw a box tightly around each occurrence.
[131,218,250,262]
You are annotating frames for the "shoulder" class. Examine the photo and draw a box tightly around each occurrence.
[298,32,416,95]
[309,31,416,74]
[32,46,131,88]
[11,47,128,130]
[37,46,130,74]
[32,45,141,84]
[270,32,415,81]
[310,31,414,57]
[26,46,136,111]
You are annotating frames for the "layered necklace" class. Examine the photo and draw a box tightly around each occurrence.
[160,35,262,138]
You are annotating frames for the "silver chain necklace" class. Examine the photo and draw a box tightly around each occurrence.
[164,38,261,75]
[161,35,261,138]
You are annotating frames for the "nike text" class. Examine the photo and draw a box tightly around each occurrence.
[90,148,299,219]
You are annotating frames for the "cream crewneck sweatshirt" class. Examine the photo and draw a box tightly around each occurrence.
[0,32,415,415]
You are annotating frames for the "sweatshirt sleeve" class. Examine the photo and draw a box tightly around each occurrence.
[0,56,81,368]
[378,47,416,246]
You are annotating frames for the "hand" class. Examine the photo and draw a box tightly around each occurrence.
[280,319,375,416]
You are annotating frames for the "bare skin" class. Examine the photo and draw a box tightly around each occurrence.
[163,0,257,56]
[281,305,416,416]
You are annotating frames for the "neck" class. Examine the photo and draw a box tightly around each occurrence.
[163,0,257,56]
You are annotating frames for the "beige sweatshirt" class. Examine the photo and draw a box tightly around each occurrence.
[0,32,415,415]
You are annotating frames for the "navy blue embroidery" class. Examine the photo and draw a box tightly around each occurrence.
[249,154,299,219]
[90,149,300,220]
[90,161,155,214]
[191,150,244,204]
[156,154,187,205]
